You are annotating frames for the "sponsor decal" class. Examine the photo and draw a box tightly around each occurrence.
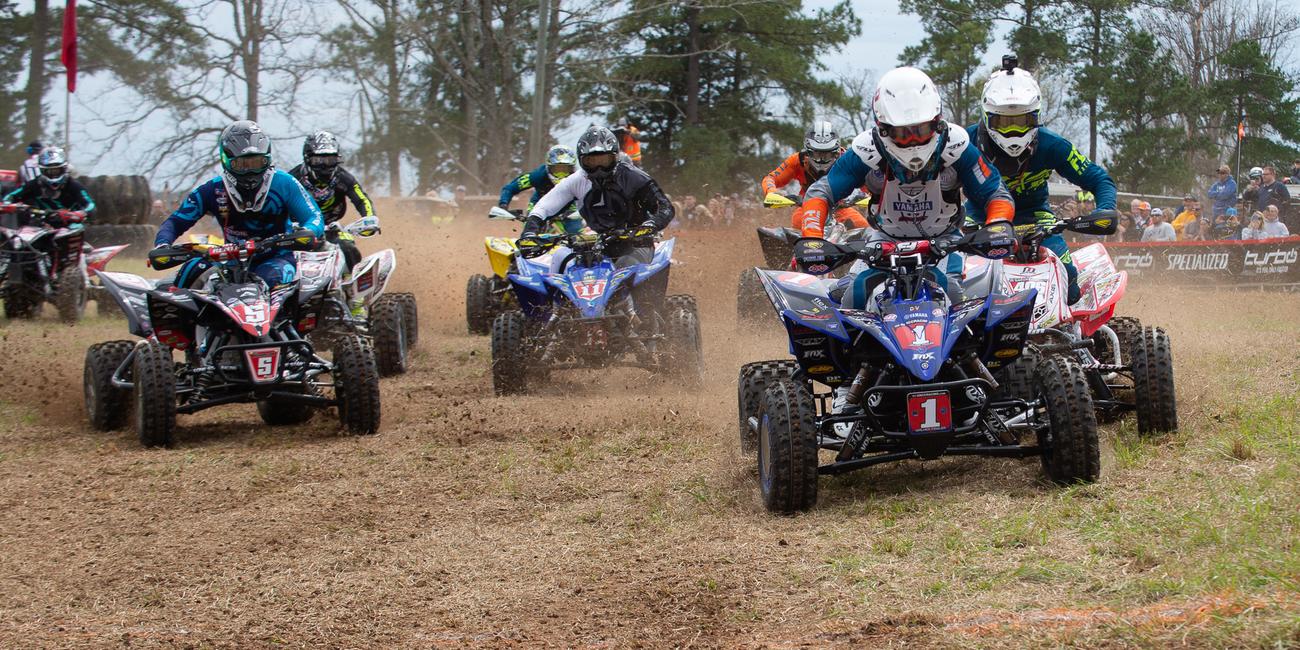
[1166,252,1229,271]
[807,364,834,374]
[965,385,986,402]
[994,348,1020,358]
[892,200,935,213]
[244,348,282,384]
[931,308,944,317]
[800,349,827,359]
[893,322,943,349]
[985,247,1009,258]
[1114,252,1154,270]
[1244,248,1298,274]
[803,241,823,250]
[883,313,898,323]
[806,263,829,274]
[574,279,608,300]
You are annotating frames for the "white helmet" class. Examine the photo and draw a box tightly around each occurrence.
[872,67,944,174]
[982,67,1042,157]
[1248,166,1263,179]
[803,120,842,176]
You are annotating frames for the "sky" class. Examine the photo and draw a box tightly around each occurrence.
[18,0,1014,189]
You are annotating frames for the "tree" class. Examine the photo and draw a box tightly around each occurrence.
[1062,0,1132,160]
[0,1,27,164]
[1210,40,1300,170]
[898,0,995,127]
[588,0,860,193]
[22,0,49,146]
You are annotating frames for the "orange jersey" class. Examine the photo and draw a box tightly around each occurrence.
[619,128,642,164]
[762,152,809,197]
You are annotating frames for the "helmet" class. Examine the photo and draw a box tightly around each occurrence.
[1248,166,1263,179]
[545,145,577,184]
[982,65,1041,157]
[26,141,44,156]
[802,120,842,176]
[612,116,630,135]
[37,147,69,191]
[576,127,621,182]
[219,120,274,213]
[302,130,341,186]
[872,67,945,175]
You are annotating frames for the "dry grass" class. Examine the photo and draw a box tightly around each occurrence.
[0,215,1296,647]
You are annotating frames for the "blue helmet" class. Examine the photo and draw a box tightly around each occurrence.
[545,145,577,183]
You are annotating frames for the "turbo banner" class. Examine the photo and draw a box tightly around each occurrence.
[1071,236,1300,286]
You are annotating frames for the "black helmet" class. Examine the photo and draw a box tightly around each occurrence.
[36,147,69,191]
[577,127,621,182]
[302,130,341,186]
[27,141,44,156]
[219,120,274,212]
[802,120,842,176]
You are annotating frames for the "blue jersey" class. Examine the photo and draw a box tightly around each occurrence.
[499,165,557,208]
[156,170,325,246]
[964,125,1116,223]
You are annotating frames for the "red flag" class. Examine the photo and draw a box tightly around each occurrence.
[61,0,77,93]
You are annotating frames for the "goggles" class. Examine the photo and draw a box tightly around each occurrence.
[987,111,1039,135]
[580,152,616,172]
[307,154,340,169]
[39,166,67,179]
[880,119,940,147]
[227,154,271,175]
[548,163,575,179]
[807,149,840,165]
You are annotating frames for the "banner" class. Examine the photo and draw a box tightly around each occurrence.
[1073,237,1300,287]
[61,0,77,93]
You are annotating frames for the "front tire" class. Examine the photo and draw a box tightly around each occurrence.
[490,310,528,396]
[758,379,820,514]
[1131,326,1177,435]
[133,341,176,447]
[54,265,86,323]
[370,295,409,376]
[466,274,494,335]
[1036,356,1100,485]
[737,360,799,455]
[84,340,134,431]
[333,334,382,435]
[2,287,38,319]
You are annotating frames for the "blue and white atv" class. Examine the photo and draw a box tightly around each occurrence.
[737,233,1101,514]
[490,230,702,395]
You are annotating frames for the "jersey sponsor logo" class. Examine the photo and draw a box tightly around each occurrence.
[1066,146,1091,175]
[1005,169,1053,194]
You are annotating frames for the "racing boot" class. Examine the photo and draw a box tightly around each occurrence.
[831,385,862,438]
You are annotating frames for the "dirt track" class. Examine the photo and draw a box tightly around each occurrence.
[1,214,1297,648]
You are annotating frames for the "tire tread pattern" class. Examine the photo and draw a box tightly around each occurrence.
[760,379,819,514]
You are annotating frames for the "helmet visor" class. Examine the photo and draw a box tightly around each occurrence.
[228,153,271,175]
[987,111,1039,135]
[548,163,575,179]
[881,120,939,147]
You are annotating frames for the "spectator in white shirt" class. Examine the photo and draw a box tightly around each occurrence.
[1262,205,1291,238]
[18,141,43,184]
[1141,208,1177,242]
[1240,213,1267,240]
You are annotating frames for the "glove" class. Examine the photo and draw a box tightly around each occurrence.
[968,221,1016,259]
[633,220,657,239]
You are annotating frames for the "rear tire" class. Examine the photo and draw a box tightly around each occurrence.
[665,294,703,382]
[736,267,768,327]
[370,295,409,376]
[490,310,528,396]
[466,274,494,335]
[1131,326,1177,435]
[2,287,38,319]
[1107,316,1143,365]
[133,341,176,448]
[737,360,800,455]
[758,379,820,514]
[84,340,134,431]
[1036,356,1100,485]
[333,334,381,435]
[55,265,86,323]
[993,349,1038,401]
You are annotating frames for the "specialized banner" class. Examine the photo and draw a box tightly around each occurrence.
[1072,236,1300,286]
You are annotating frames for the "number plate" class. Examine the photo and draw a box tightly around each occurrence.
[243,348,282,384]
[906,390,952,433]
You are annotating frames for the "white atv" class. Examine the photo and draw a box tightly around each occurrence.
[294,216,418,376]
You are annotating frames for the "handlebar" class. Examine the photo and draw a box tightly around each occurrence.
[516,228,657,259]
[0,203,85,227]
[149,229,320,270]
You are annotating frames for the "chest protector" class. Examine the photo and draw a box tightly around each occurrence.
[854,124,968,239]
[580,164,653,232]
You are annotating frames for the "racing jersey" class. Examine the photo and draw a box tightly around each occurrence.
[3,177,96,216]
[286,164,374,225]
[802,123,1013,239]
[761,152,819,197]
[526,164,674,235]
[499,164,565,209]
[156,170,325,246]
[965,125,1116,223]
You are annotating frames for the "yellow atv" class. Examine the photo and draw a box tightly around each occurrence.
[466,207,526,334]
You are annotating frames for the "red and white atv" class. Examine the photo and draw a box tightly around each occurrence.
[293,216,417,377]
[962,211,1177,434]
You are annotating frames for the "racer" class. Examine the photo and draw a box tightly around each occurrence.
[18,141,43,184]
[497,144,583,234]
[288,131,375,273]
[153,121,324,289]
[965,57,1117,304]
[611,117,647,166]
[798,67,1016,434]
[762,121,870,231]
[522,126,675,323]
[2,146,96,221]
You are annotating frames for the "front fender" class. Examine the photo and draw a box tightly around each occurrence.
[758,269,850,342]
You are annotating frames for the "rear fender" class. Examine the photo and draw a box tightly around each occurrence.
[757,269,850,342]
[145,286,201,349]
[344,248,396,303]
[507,258,552,318]
[95,270,157,338]
[998,254,1070,328]
[294,250,340,302]
[485,237,517,278]
[980,290,1036,370]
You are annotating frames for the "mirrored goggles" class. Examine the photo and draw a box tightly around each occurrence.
[229,154,271,175]
[987,111,1039,135]
[40,166,67,179]
[548,163,575,179]
[307,154,340,168]
[880,119,940,147]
